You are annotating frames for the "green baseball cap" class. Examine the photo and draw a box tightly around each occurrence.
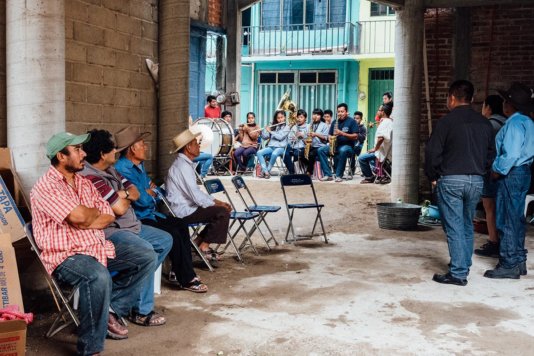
[46,132,91,159]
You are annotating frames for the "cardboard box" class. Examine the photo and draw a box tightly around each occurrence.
[0,320,26,356]
[0,235,23,311]
[0,149,29,243]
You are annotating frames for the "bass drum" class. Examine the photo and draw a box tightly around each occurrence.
[191,118,234,156]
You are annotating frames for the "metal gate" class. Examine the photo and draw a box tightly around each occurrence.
[367,68,394,150]
[255,70,338,128]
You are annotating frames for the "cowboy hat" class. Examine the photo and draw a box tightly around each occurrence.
[114,126,151,152]
[497,83,534,114]
[170,129,201,154]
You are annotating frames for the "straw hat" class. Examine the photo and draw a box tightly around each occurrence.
[114,126,151,152]
[170,129,201,154]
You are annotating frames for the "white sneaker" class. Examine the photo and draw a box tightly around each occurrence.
[335,177,343,182]
[320,176,333,181]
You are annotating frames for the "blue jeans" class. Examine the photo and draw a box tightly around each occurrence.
[234,146,257,171]
[257,146,285,174]
[437,175,484,279]
[109,225,172,315]
[333,145,354,178]
[284,147,304,174]
[193,152,213,177]
[53,235,156,355]
[317,145,332,177]
[358,152,376,179]
[496,165,531,268]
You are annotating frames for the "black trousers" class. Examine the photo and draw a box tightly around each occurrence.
[306,147,320,175]
[181,205,230,245]
[142,215,196,285]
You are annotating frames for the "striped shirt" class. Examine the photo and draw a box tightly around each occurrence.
[30,166,116,275]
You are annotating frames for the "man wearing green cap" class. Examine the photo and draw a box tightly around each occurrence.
[31,132,156,355]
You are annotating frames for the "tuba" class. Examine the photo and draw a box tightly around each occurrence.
[277,90,298,127]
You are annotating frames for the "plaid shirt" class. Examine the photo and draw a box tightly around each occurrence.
[30,166,116,275]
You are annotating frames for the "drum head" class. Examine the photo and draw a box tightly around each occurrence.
[191,118,234,156]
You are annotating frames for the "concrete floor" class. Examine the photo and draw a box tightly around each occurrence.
[26,177,534,355]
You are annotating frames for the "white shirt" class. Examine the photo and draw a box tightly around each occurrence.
[166,153,214,218]
[375,118,393,162]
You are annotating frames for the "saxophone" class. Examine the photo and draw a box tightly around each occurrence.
[329,118,338,156]
[304,123,314,160]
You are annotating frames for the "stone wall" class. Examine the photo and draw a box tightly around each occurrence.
[65,0,159,171]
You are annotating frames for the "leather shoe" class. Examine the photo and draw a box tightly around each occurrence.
[484,265,520,279]
[432,272,467,286]
[519,261,527,276]
[107,313,128,340]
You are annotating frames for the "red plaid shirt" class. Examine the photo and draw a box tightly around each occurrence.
[30,166,116,275]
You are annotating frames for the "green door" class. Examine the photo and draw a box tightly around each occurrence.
[367,68,394,150]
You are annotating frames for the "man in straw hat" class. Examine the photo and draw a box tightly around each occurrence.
[166,128,231,266]
[114,127,208,289]
[484,83,534,279]
[30,131,156,354]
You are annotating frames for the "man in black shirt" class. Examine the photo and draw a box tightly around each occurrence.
[317,103,359,182]
[425,80,494,286]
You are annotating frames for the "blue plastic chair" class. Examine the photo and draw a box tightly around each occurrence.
[204,178,261,262]
[280,174,328,243]
[231,175,280,249]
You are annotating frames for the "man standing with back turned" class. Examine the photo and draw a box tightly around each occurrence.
[484,83,534,279]
[426,80,494,286]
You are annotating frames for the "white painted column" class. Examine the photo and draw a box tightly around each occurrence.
[6,1,65,192]
[391,0,424,204]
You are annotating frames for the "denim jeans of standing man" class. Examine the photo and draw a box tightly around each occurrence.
[109,224,172,316]
[53,234,156,355]
[496,165,531,268]
[437,175,484,279]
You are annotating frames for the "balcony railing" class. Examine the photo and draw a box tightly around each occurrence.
[241,20,395,57]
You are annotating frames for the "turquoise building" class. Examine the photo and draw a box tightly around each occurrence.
[206,1,396,149]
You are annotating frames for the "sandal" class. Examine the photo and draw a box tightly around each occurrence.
[182,279,208,293]
[128,311,166,327]
[360,177,375,184]
[201,250,220,268]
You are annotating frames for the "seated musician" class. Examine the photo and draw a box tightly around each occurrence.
[85,129,206,294]
[256,110,291,179]
[284,109,309,174]
[31,132,156,354]
[359,103,393,184]
[166,129,232,266]
[234,111,260,173]
[349,111,367,175]
[305,108,330,176]
[317,103,359,182]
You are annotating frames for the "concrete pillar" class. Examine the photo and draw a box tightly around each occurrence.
[158,0,190,176]
[6,0,65,193]
[225,0,241,126]
[391,0,424,204]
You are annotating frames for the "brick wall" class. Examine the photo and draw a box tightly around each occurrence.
[419,5,534,197]
[0,1,6,147]
[65,0,159,171]
[207,0,223,27]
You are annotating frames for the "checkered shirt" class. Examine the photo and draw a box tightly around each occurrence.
[30,166,116,275]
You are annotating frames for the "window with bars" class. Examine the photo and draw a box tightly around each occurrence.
[370,2,395,16]
[260,0,346,28]
[259,71,337,84]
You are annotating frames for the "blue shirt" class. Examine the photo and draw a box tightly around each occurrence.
[114,156,166,221]
[329,117,359,147]
[492,112,534,175]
